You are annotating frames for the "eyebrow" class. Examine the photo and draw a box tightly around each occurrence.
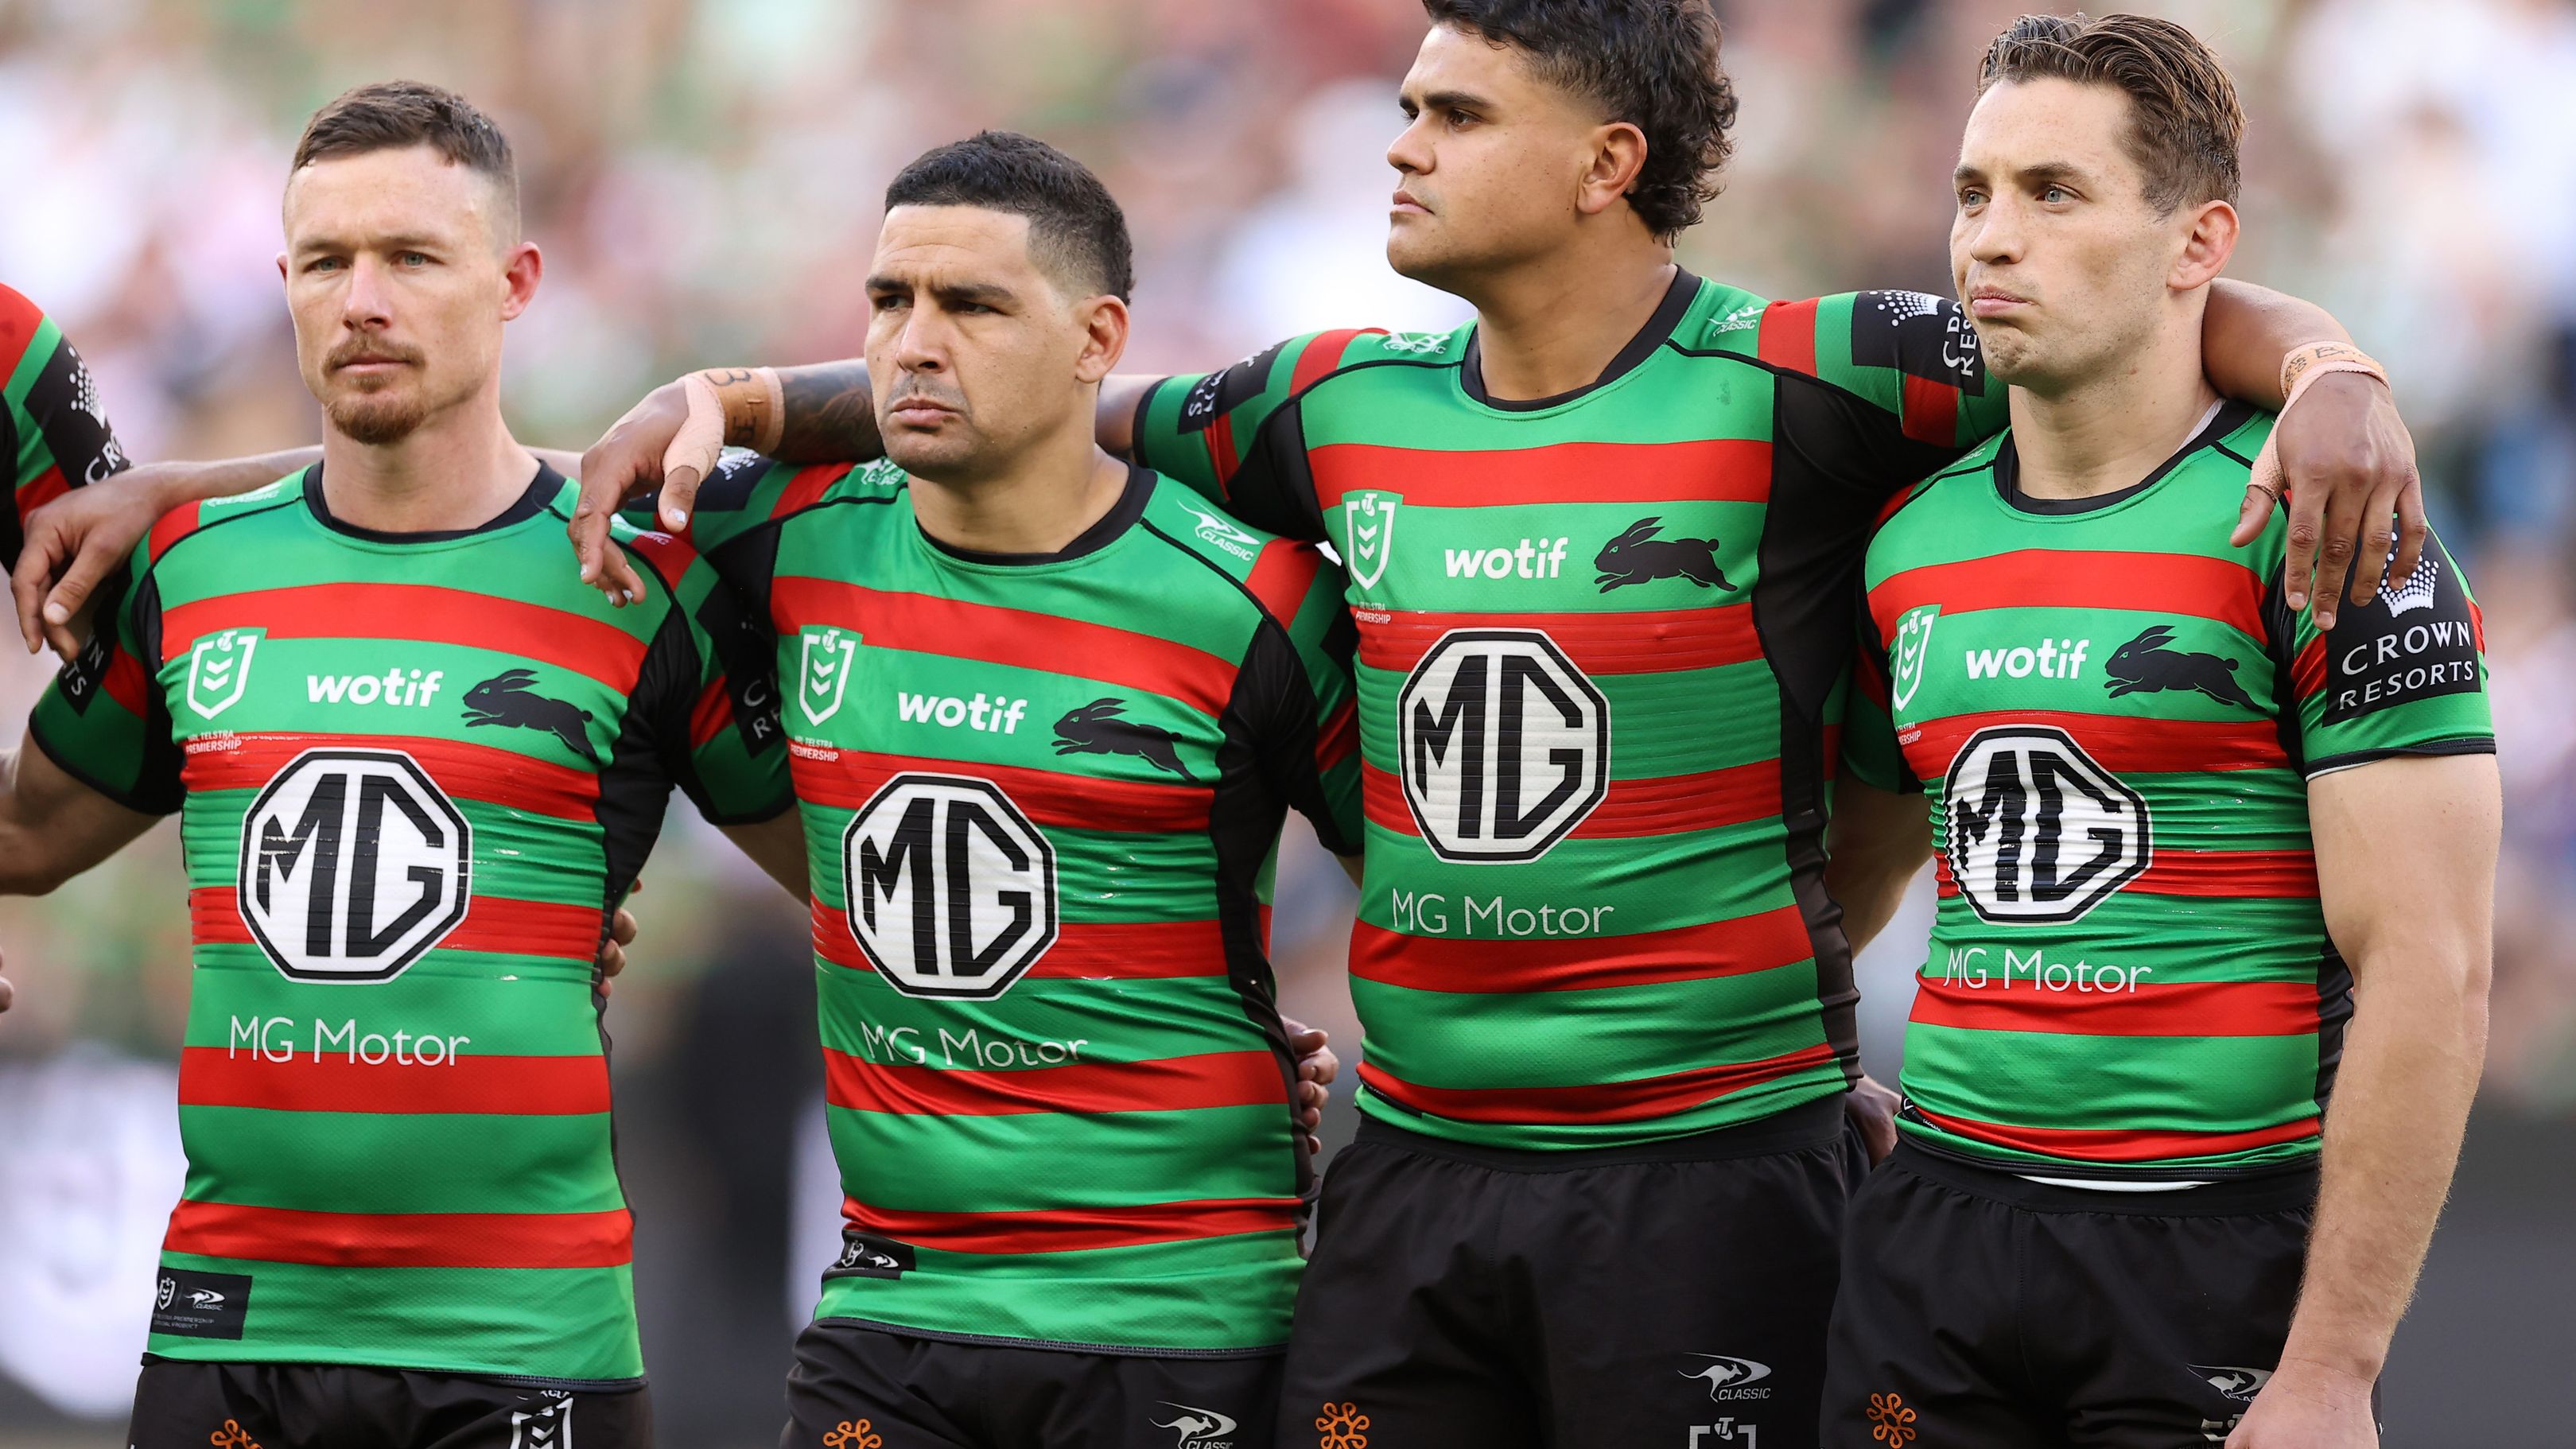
[1954,160,2092,188]
[293,232,451,253]
[864,275,1021,307]
[1407,87,1496,114]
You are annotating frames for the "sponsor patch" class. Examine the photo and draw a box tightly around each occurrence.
[152,1268,251,1339]
[822,1231,917,1281]
[2321,550,2481,724]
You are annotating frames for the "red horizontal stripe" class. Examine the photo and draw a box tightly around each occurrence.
[771,576,1237,717]
[1206,409,1238,491]
[791,750,1207,833]
[103,645,151,717]
[1901,372,1959,447]
[1291,328,1377,397]
[1758,297,1820,375]
[179,733,600,820]
[2292,635,2329,702]
[1906,1102,2318,1163]
[192,888,604,963]
[811,903,1230,980]
[165,1198,631,1269]
[1311,438,1774,511]
[1909,976,2322,1038]
[19,465,68,515]
[1360,757,1781,840]
[824,1047,1284,1117]
[1316,698,1358,771]
[148,499,202,564]
[161,584,647,690]
[1358,1042,1838,1125]
[1900,709,2289,777]
[1355,606,1763,677]
[767,463,845,521]
[178,1047,611,1114]
[1349,904,1815,994]
[842,1195,1300,1254]
[1245,537,1321,624]
[622,527,697,592]
[1871,550,2263,639]
[1930,847,2316,902]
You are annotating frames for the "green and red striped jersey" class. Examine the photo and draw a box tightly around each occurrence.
[1846,403,2495,1179]
[1132,272,2003,1149]
[1,283,127,565]
[27,464,789,1381]
[680,456,1360,1353]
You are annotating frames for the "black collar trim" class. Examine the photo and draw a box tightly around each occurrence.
[1995,400,2255,515]
[1459,266,1698,411]
[920,461,1152,566]
[305,460,561,542]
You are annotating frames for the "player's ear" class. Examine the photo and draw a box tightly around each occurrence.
[1578,121,1649,220]
[2172,199,2236,293]
[1072,293,1128,384]
[499,242,542,322]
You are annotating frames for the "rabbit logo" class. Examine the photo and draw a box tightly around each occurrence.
[1593,518,1736,593]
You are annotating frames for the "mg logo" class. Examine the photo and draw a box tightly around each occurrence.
[235,748,472,981]
[799,626,858,725]
[1397,628,1609,862]
[185,627,263,719]
[1890,604,1939,712]
[841,773,1058,999]
[1944,725,2149,924]
[1342,489,1401,590]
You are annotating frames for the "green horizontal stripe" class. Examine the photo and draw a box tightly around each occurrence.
[1354,826,1795,934]
[810,1231,1297,1353]
[178,1108,622,1214]
[826,1103,1298,1211]
[152,1253,639,1381]
[181,962,603,1052]
[1356,657,1784,779]
[1902,1021,2320,1132]
[1302,367,1772,449]
[817,972,1271,1066]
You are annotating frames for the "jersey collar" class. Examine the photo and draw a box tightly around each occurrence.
[1994,399,2255,516]
[1459,266,1700,412]
[916,460,1153,567]
[304,460,562,542]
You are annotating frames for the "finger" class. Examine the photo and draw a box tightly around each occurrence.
[42,542,115,662]
[1300,1044,1340,1087]
[2282,476,2325,617]
[2388,466,2428,589]
[0,975,13,1012]
[2347,476,2403,608]
[2307,472,2369,631]
[611,907,639,948]
[597,942,624,981]
[2231,431,2284,550]
[658,377,727,532]
[10,530,62,654]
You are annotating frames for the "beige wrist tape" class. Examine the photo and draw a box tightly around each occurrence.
[694,366,785,453]
[2278,342,2385,406]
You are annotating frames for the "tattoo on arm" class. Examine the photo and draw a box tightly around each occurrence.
[775,362,883,463]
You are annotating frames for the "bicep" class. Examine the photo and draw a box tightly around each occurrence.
[1098,373,1163,459]
[2308,752,2500,972]
[718,810,810,902]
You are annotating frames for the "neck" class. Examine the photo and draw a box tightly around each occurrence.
[319,392,538,533]
[2007,311,2220,500]
[908,418,1128,556]
[1463,234,1677,402]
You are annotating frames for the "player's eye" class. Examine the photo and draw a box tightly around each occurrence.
[2041,185,2073,204]
[396,251,431,267]
[1958,188,1987,208]
[307,256,344,274]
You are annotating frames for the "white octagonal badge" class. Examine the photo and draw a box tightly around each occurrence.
[841,773,1058,999]
[1397,627,1610,863]
[236,748,472,981]
[1943,724,2150,924]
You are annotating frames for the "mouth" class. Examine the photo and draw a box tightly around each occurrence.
[1968,286,2033,319]
[885,396,961,427]
[1391,188,1430,217]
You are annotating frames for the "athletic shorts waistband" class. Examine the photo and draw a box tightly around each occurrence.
[1886,1140,2319,1217]
[1354,1094,1844,1171]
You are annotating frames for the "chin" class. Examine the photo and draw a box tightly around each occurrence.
[326,394,430,446]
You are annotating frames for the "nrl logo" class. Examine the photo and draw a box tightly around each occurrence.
[799,626,859,725]
[1342,489,1401,590]
[1889,604,1938,711]
[185,627,264,719]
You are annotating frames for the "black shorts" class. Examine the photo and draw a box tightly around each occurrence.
[130,1357,648,1449]
[1280,1097,1863,1449]
[779,1318,1284,1449]
[1822,1142,2333,1448]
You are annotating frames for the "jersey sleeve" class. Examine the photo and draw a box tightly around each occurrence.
[25,555,182,814]
[1239,542,1362,857]
[1130,331,1382,542]
[1753,291,2007,452]
[2275,530,2494,777]
[1842,577,1920,794]
[620,528,791,824]
[1,286,130,566]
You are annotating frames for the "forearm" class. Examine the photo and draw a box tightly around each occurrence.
[126,448,321,509]
[1824,775,1931,953]
[2279,942,2487,1381]
[774,362,884,462]
[0,744,154,895]
[2202,280,2353,409]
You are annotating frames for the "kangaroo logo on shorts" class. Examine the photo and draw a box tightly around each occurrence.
[185,627,263,719]
[1152,1403,1238,1449]
[841,773,1057,999]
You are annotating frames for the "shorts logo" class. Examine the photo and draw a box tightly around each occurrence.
[1593,517,1737,593]
[1315,1402,1370,1449]
[461,670,600,764]
[507,1397,572,1449]
[800,626,860,725]
[1398,628,1609,862]
[1944,725,2149,924]
[185,627,263,719]
[1889,604,1939,711]
[1181,503,1262,561]
[823,1420,884,1449]
[237,749,472,982]
[1054,697,1199,783]
[2103,626,2255,710]
[210,1420,263,1449]
[1342,490,1401,590]
[1152,1403,1238,1449]
[1679,1354,1773,1401]
[2192,1364,2271,1401]
[1864,1390,1918,1447]
[841,773,1057,999]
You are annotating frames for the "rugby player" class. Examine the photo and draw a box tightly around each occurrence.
[551,5,2441,1446]
[1827,15,2496,1448]
[0,81,808,1447]
[670,130,1362,1449]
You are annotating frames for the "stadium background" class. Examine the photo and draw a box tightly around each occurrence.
[2,0,2570,1441]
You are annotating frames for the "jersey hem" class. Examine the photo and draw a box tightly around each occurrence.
[809,1315,1288,1360]
[138,1350,646,1392]
[1354,1093,1844,1169]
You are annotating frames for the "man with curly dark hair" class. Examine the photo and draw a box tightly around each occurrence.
[37,6,2433,1448]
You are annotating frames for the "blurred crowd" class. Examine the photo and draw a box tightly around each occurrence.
[2,0,2573,1440]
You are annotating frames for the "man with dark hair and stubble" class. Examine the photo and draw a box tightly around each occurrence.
[0,80,812,1448]
[25,6,2441,1448]
[1826,15,2494,1449]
